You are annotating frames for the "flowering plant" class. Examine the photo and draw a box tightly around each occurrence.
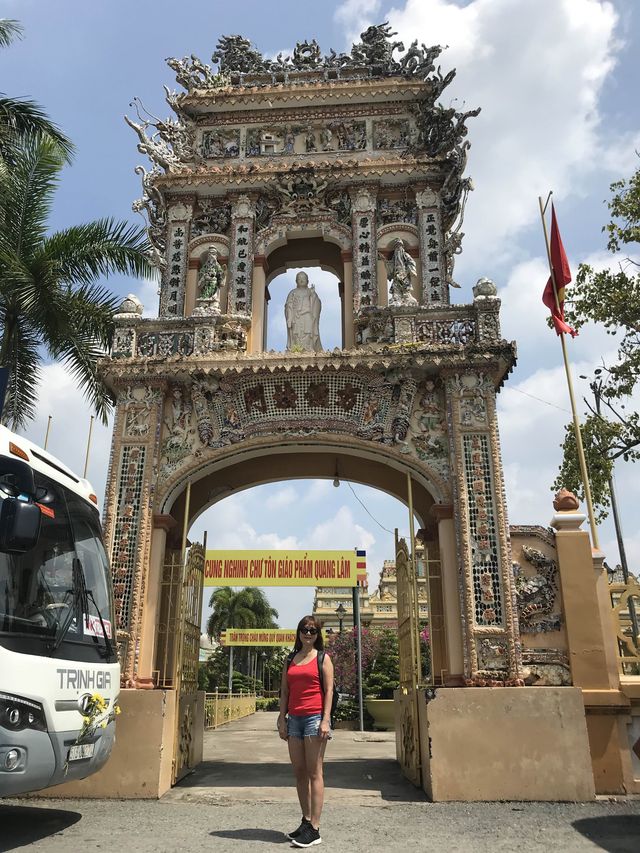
[63,692,121,774]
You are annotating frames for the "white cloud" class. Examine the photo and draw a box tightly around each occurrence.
[264,485,298,510]
[307,505,377,572]
[336,0,622,280]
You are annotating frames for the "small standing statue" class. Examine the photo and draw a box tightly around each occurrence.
[385,239,417,306]
[197,247,226,314]
[284,271,322,352]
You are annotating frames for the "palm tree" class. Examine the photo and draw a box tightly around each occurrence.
[0,136,151,428]
[0,20,73,169]
[206,587,279,640]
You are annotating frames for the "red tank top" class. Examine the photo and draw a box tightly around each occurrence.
[287,654,323,716]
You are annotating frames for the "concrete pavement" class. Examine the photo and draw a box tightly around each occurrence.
[2,712,640,852]
[164,710,422,805]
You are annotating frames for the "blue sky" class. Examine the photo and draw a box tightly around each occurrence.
[2,0,639,627]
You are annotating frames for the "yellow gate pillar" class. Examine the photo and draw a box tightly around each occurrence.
[551,494,634,793]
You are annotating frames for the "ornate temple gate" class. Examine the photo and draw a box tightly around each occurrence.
[87,25,640,801]
[395,536,422,786]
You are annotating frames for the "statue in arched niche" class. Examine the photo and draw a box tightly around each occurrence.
[284,271,322,352]
[196,247,226,314]
[386,238,417,306]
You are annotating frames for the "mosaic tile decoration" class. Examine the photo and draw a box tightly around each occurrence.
[236,371,375,427]
[111,445,147,631]
[463,433,503,627]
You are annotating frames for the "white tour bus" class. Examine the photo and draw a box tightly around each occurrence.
[0,425,120,797]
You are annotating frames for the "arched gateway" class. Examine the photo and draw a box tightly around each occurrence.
[108,25,517,690]
[80,26,635,801]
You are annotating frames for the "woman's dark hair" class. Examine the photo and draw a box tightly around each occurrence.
[293,615,324,652]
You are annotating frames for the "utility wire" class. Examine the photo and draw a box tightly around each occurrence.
[345,479,395,534]
[508,386,572,414]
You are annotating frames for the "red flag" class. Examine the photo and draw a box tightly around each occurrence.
[542,204,577,337]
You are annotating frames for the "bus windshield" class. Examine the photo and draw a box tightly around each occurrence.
[0,469,116,663]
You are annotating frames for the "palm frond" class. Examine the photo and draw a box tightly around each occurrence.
[50,335,114,424]
[0,309,41,429]
[0,97,73,163]
[0,19,23,48]
[41,219,152,283]
[28,273,117,353]
[1,136,65,256]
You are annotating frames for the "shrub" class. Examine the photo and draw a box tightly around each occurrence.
[256,697,280,711]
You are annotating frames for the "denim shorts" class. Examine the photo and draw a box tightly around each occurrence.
[287,713,332,739]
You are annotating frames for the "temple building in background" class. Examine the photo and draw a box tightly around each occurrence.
[313,541,432,629]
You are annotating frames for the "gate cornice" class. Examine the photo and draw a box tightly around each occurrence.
[152,155,449,191]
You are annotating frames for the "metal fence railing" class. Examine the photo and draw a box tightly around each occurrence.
[204,691,256,729]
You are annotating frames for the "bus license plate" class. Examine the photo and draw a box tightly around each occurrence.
[68,742,94,761]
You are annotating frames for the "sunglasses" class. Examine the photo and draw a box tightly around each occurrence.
[300,627,318,635]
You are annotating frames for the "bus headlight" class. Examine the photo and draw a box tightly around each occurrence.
[0,692,47,732]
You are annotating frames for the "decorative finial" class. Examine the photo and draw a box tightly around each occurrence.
[553,488,580,512]
[115,294,144,317]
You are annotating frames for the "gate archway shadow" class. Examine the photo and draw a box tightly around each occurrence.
[167,713,426,804]
[572,815,640,853]
[0,804,82,853]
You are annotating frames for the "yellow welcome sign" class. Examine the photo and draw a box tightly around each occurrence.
[204,549,366,587]
[220,629,298,646]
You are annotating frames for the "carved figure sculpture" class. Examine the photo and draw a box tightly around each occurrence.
[285,271,322,352]
[386,239,418,306]
[197,248,226,312]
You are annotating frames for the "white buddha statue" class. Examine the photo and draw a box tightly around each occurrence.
[284,271,322,352]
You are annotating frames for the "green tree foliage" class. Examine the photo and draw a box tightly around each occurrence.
[205,587,279,640]
[325,627,378,696]
[556,162,640,516]
[0,137,151,427]
[363,628,400,699]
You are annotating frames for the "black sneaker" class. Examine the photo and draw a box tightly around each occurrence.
[286,818,310,840]
[291,823,321,848]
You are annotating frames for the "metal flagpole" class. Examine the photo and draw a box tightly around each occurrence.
[539,194,600,551]
[44,416,52,450]
[83,415,95,479]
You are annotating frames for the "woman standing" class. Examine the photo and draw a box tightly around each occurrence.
[278,615,334,848]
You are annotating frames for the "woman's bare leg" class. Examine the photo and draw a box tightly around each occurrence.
[288,736,310,819]
[303,735,327,829]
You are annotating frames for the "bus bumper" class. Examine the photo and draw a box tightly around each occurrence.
[0,720,116,797]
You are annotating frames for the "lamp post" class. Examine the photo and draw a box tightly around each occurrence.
[260,651,267,691]
[335,601,346,633]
